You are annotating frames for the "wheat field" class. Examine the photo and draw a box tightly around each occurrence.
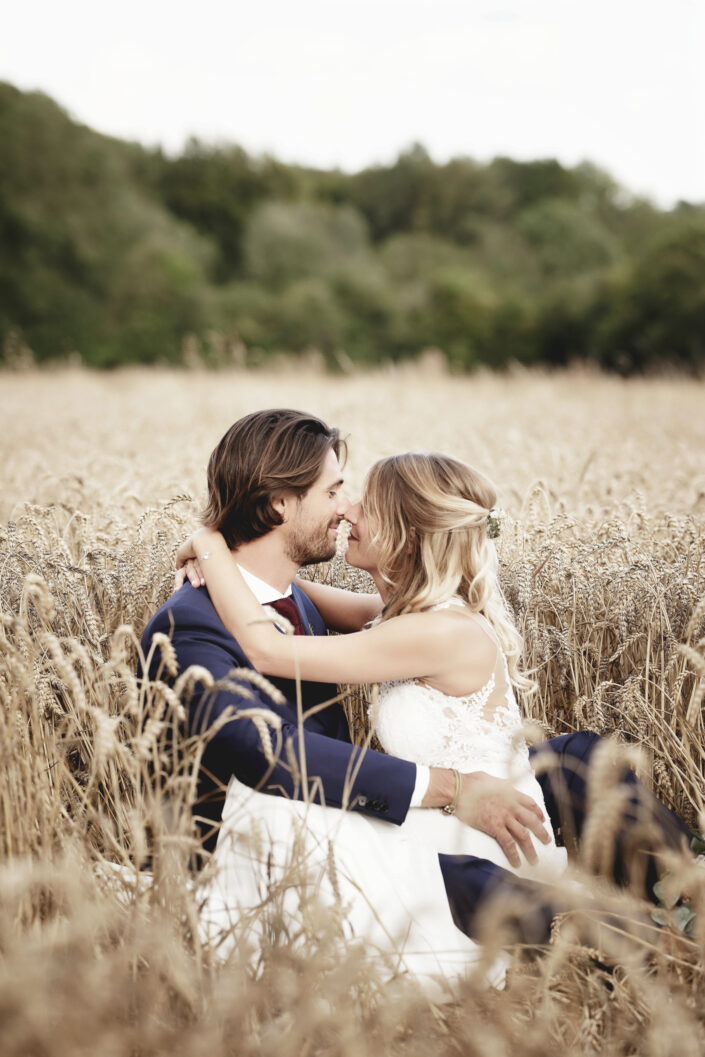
[1,364,705,1056]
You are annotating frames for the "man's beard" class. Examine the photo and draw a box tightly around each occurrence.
[285,521,338,567]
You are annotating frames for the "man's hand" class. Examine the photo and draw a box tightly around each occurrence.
[424,768,551,868]
[456,771,551,867]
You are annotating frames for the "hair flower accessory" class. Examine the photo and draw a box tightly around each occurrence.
[487,507,503,540]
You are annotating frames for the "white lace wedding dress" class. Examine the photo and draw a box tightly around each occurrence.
[201,601,567,998]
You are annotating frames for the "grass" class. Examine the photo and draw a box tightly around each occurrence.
[1,363,704,1055]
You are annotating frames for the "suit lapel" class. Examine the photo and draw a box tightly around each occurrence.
[291,583,319,637]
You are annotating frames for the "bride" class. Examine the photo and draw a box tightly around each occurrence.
[177,452,568,993]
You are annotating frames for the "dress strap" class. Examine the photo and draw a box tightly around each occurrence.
[430,596,467,612]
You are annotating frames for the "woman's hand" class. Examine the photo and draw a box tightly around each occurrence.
[173,556,205,592]
[173,534,205,592]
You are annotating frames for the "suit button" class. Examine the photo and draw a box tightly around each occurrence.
[380,803,389,814]
[358,795,368,807]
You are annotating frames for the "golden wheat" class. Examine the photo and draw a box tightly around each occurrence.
[1,364,705,1056]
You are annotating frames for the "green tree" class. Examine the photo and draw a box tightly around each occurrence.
[487,157,579,218]
[243,201,369,287]
[344,144,436,242]
[595,220,705,372]
[0,83,212,364]
[418,270,498,368]
[3,80,703,373]
[516,199,618,278]
[147,140,297,279]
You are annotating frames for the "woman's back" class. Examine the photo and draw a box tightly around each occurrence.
[375,599,527,777]
[373,599,567,882]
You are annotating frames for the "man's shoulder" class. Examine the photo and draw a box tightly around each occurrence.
[140,584,249,679]
[142,583,222,640]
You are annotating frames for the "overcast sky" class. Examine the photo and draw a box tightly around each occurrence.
[3,0,704,206]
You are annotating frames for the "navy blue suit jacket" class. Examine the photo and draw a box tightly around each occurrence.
[141,581,416,851]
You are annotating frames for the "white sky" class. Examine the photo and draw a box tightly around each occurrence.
[3,0,704,206]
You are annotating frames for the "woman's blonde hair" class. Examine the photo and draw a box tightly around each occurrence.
[363,452,533,691]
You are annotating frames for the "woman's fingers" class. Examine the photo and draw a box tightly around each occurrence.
[175,536,197,568]
[173,559,205,591]
[175,534,204,588]
[185,558,205,587]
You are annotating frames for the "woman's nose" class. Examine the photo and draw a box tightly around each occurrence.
[345,501,361,524]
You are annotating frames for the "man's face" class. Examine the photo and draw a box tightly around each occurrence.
[283,448,349,566]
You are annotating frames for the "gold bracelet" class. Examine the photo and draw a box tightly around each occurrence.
[442,769,462,816]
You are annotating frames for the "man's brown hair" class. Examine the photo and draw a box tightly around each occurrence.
[201,409,345,549]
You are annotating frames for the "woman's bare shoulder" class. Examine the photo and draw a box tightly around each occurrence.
[418,607,499,683]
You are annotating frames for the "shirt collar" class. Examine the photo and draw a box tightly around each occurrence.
[237,564,293,604]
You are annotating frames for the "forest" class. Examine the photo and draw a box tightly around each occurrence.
[2,80,704,372]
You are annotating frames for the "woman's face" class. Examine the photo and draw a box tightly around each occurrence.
[344,499,380,574]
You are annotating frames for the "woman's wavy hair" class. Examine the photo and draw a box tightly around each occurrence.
[202,409,345,549]
[362,452,533,691]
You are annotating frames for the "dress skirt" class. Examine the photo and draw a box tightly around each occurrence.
[200,776,511,999]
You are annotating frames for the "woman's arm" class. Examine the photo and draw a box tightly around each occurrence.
[294,577,383,633]
[182,528,453,685]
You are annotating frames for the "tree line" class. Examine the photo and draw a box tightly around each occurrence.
[1,81,704,372]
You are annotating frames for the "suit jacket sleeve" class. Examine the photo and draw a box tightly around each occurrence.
[145,603,416,826]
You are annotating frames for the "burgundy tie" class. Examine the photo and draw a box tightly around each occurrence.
[269,596,306,636]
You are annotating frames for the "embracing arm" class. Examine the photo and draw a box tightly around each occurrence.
[183,528,450,685]
[142,617,418,825]
[174,558,383,633]
[294,577,383,633]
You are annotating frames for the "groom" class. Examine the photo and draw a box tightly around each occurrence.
[141,408,691,945]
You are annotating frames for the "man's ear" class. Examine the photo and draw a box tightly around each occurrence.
[271,493,289,521]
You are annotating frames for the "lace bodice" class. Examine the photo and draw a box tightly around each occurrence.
[373,600,531,778]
